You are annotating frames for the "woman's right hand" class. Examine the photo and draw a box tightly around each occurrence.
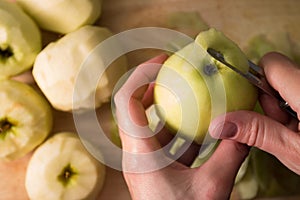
[209,52,300,175]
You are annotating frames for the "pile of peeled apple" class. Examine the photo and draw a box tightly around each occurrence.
[0,0,122,199]
[1,0,300,199]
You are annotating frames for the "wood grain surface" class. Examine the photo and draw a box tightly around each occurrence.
[1,0,300,199]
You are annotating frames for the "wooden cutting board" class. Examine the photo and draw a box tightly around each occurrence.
[99,0,300,49]
[1,0,300,199]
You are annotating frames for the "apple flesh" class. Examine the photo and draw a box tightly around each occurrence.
[16,0,102,34]
[25,132,106,200]
[32,25,128,111]
[0,0,41,78]
[0,79,53,161]
[154,28,258,144]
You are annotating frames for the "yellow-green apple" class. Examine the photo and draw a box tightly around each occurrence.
[0,0,41,79]
[25,132,106,200]
[32,25,127,111]
[154,28,258,144]
[0,79,52,161]
[16,0,102,34]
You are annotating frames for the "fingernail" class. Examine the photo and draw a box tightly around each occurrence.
[210,122,237,139]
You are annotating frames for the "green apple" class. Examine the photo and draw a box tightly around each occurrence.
[32,25,128,111]
[16,0,102,34]
[154,28,258,144]
[25,132,106,200]
[0,79,52,161]
[0,0,42,79]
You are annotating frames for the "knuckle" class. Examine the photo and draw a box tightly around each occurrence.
[293,102,300,118]
[249,118,264,147]
[113,91,122,106]
[237,113,266,148]
[195,176,219,200]
[203,178,230,200]
[113,89,128,107]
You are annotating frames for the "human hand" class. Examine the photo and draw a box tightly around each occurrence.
[209,52,300,175]
[114,54,250,200]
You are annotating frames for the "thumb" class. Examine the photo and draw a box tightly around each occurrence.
[193,140,249,200]
[209,111,300,175]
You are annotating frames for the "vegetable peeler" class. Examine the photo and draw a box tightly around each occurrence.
[207,48,298,119]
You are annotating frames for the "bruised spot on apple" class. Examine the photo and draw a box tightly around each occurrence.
[203,63,218,75]
[154,28,258,145]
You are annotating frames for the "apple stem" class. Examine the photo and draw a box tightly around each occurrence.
[0,46,13,61]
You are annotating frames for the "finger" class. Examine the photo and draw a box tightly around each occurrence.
[209,110,300,174]
[259,93,298,130]
[206,140,249,171]
[259,93,290,124]
[259,52,300,117]
[114,54,168,153]
[141,82,155,109]
[194,140,249,198]
[115,54,168,126]
[133,54,169,104]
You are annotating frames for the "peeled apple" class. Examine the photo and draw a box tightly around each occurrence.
[25,132,106,200]
[154,28,258,144]
[0,79,52,161]
[0,0,41,78]
[33,25,128,111]
[16,0,102,34]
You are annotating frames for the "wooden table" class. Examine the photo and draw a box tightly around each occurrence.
[1,0,300,199]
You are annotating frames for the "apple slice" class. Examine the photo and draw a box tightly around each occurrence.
[0,79,52,161]
[154,28,258,144]
[25,132,106,200]
[0,0,42,78]
[16,0,102,34]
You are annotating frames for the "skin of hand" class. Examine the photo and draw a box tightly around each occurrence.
[209,52,300,175]
[114,54,250,200]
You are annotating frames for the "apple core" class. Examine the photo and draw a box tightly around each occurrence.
[58,164,78,187]
[0,46,13,62]
[0,118,13,140]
